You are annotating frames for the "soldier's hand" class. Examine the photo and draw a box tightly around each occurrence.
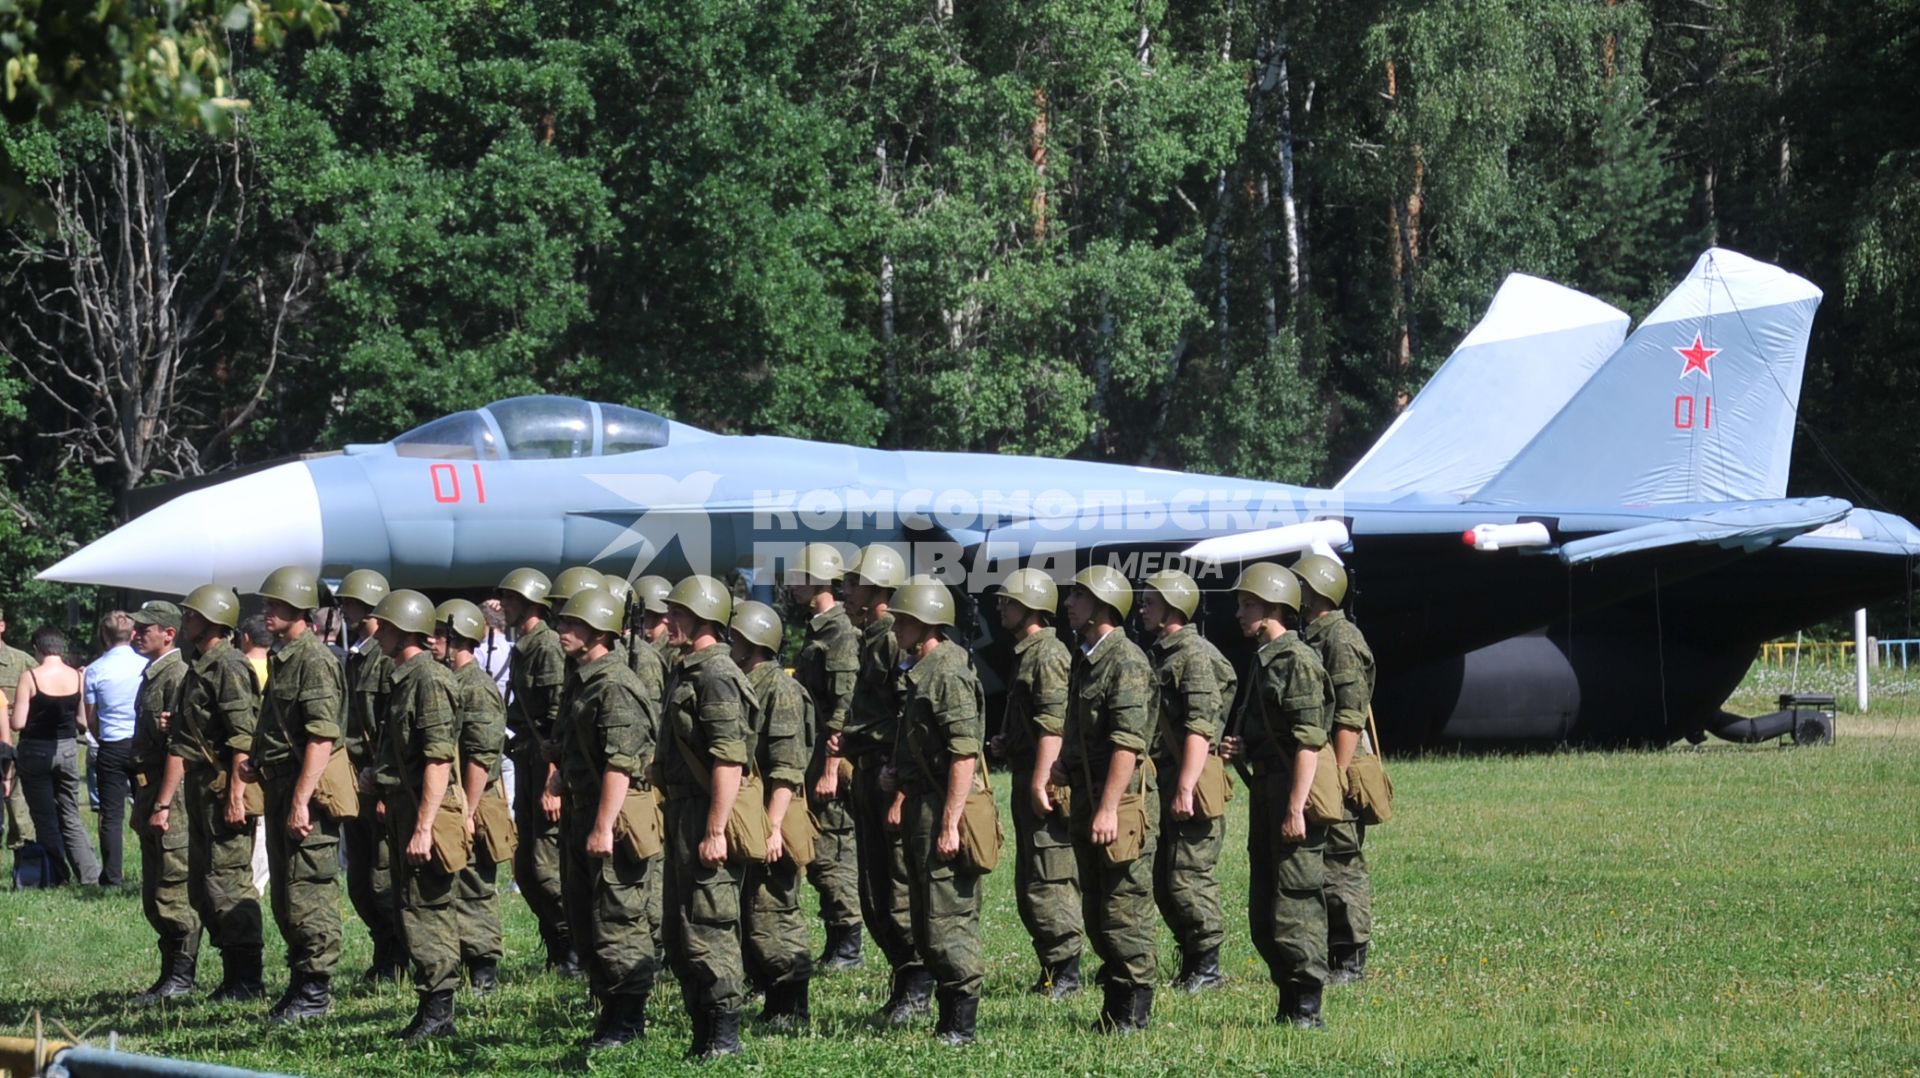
[986,733,1007,764]
[1218,735,1242,761]
[884,794,904,832]
[936,821,961,861]
[1047,760,1068,787]
[224,792,247,829]
[238,758,261,784]
[406,826,433,864]
[764,827,784,865]
[156,711,172,733]
[813,761,839,800]
[1030,783,1054,817]
[288,801,313,840]
[540,786,563,823]
[357,767,378,795]
[1281,806,1307,843]
[1092,806,1119,846]
[825,732,843,756]
[464,812,477,839]
[587,826,615,859]
[1172,785,1196,821]
[698,829,728,867]
[147,807,170,836]
[375,798,387,824]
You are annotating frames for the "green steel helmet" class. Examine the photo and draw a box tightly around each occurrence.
[335,569,390,608]
[793,542,847,584]
[600,573,633,605]
[181,585,241,630]
[497,567,552,607]
[1291,554,1349,606]
[256,565,321,612]
[374,589,438,637]
[1233,562,1300,612]
[730,600,784,652]
[848,543,908,590]
[435,599,487,645]
[666,574,732,625]
[557,589,625,635]
[997,567,1059,616]
[891,574,956,628]
[633,575,671,616]
[1072,564,1134,620]
[1143,569,1201,620]
[549,566,606,608]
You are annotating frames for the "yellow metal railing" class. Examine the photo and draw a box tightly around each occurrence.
[1758,640,1855,667]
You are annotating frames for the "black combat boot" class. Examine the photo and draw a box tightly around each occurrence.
[273,974,331,1023]
[267,973,304,1021]
[1281,983,1325,1029]
[936,989,978,1046]
[208,949,265,1003]
[396,989,457,1042]
[547,944,584,978]
[1093,982,1136,1034]
[683,1006,711,1060]
[818,925,864,972]
[1182,946,1224,993]
[1129,984,1155,1031]
[1328,941,1368,985]
[135,943,198,1004]
[697,1008,742,1061]
[758,980,810,1032]
[466,958,499,994]
[1049,953,1082,1000]
[881,967,934,1026]
[364,939,406,983]
[586,993,646,1049]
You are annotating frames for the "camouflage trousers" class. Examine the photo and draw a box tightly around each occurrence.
[456,850,504,966]
[342,777,402,969]
[184,773,261,957]
[663,798,745,1016]
[511,748,570,959]
[1325,819,1371,948]
[850,755,916,971]
[743,845,812,991]
[1071,799,1158,989]
[561,800,658,999]
[1154,790,1226,957]
[1011,767,1082,966]
[136,782,200,956]
[263,781,343,977]
[1247,773,1327,990]
[904,791,983,996]
[388,797,460,996]
[804,788,862,931]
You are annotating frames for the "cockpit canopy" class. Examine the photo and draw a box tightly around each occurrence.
[388,396,673,461]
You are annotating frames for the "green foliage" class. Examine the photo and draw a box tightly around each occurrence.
[3,0,1920,602]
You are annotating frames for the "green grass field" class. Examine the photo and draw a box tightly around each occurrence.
[3,679,1917,1075]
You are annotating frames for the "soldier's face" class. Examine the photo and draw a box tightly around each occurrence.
[1065,587,1096,631]
[728,633,753,665]
[665,605,698,645]
[643,611,668,642]
[1234,594,1268,637]
[261,599,301,638]
[1140,593,1170,633]
[499,593,529,625]
[134,622,172,657]
[428,628,449,661]
[892,614,928,653]
[996,596,1026,631]
[375,622,405,658]
[554,616,591,657]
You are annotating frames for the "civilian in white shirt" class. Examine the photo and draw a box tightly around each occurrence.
[80,611,147,887]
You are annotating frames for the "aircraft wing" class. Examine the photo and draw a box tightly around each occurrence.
[1554,497,1853,565]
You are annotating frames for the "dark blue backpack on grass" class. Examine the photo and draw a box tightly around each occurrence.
[12,841,53,889]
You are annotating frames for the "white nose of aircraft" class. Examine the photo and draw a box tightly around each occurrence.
[37,462,324,594]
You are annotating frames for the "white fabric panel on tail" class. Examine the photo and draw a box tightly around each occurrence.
[1471,248,1822,507]
[1335,274,1627,498]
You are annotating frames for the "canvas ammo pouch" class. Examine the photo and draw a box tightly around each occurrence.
[611,785,663,862]
[312,748,361,821]
[429,782,471,875]
[1344,708,1394,825]
[675,736,769,863]
[474,786,518,862]
[1305,743,1346,825]
[779,802,819,868]
[1192,753,1234,819]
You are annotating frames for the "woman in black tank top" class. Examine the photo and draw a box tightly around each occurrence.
[7,625,99,885]
[19,671,79,741]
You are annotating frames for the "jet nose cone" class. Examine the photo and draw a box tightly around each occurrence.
[38,462,323,593]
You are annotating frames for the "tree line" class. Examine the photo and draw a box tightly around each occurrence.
[3,0,1916,629]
